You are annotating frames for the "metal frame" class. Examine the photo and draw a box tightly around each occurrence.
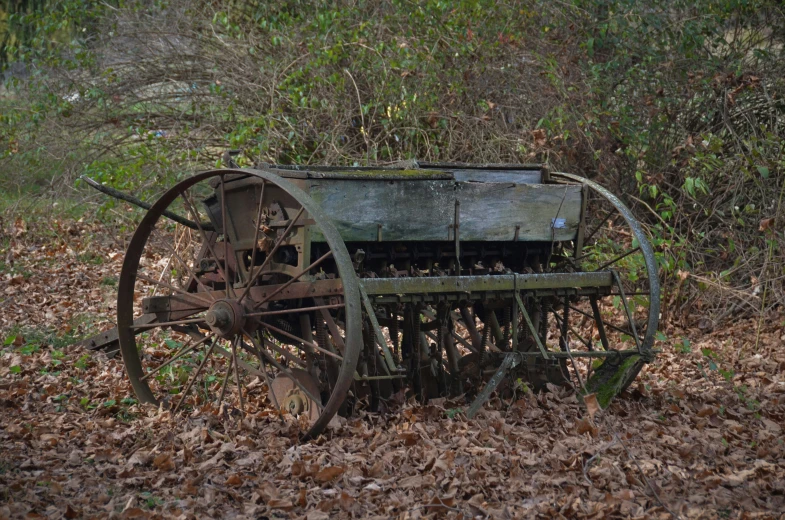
[117,168,363,440]
[107,164,660,437]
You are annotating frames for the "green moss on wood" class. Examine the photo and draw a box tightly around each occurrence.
[584,354,642,408]
[315,169,450,179]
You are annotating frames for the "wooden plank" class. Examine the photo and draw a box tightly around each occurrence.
[456,182,581,242]
[450,169,541,184]
[271,168,453,180]
[307,179,582,242]
[307,179,456,242]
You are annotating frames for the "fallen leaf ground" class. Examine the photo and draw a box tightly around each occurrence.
[1,219,784,519]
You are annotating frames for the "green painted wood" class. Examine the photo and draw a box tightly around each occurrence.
[307,178,582,242]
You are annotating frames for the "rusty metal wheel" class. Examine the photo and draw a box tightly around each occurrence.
[117,169,361,440]
[546,172,660,401]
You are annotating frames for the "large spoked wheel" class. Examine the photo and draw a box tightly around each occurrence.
[117,169,362,440]
[547,172,660,401]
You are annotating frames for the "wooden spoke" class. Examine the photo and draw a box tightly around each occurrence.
[173,337,218,413]
[246,302,344,318]
[612,271,643,351]
[590,296,610,351]
[140,333,213,382]
[220,175,232,298]
[136,273,213,307]
[247,333,325,412]
[133,317,206,330]
[238,205,306,304]
[244,181,266,287]
[156,232,216,301]
[595,246,641,271]
[239,332,282,412]
[230,336,245,413]
[181,191,235,297]
[318,304,346,355]
[259,335,307,367]
[217,352,233,405]
[253,250,333,309]
[258,320,343,361]
[552,311,594,351]
[584,208,615,244]
[567,305,640,340]
[212,342,267,379]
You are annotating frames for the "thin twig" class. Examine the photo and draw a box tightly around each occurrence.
[615,433,682,520]
[582,437,619,486]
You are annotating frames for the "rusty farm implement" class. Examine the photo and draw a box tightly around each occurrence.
[82,163,659,439]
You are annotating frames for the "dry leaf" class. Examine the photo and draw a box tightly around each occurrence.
[121,508,148,519]
[576,418,598,437]
[583,393,600,420]
[226,474,242,487]
[152,452,174,471]
[291,460,305,477]
[315,465,345,483]
[759,217,774,232]
[399,431,419,446]
[426,496,456,514]
[267,499,294,510]
[532,129,547,147]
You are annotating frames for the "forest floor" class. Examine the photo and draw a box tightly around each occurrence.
[1,218,784,520]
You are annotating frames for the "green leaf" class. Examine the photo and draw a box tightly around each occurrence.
[103,399,117,407]
[10,365,22,374]
[719,369,734,382]
[3,336,16,346]
[655,331,667,342]
[20,344,39,355]
[757,166,770,179]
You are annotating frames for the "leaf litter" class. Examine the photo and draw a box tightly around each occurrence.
[1,218,784,519]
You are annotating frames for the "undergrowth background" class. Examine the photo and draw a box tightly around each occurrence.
[1,0,784,327]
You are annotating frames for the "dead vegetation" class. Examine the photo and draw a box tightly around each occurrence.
[1,218,784,519]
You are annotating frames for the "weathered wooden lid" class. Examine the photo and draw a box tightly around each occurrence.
[268,167,454,180]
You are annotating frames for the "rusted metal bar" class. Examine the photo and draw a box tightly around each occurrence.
[360,271,612,297]
[246,302,344,317]
[80,176,212,231]
[360,285,398,374]
[514,293,550,360]
[467,352,521,419]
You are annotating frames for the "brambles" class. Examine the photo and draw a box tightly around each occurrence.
[1,0,784,322]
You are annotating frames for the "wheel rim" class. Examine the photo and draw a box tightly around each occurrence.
[117,168,362,440]
[549,172,660,395]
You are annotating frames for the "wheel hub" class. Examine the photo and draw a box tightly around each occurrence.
[205,299,246,338]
